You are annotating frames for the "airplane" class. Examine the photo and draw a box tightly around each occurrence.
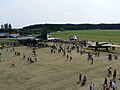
[86,41,114,51]
[0,35,41,46]
[87,41,112,48]
[86,41,120,51]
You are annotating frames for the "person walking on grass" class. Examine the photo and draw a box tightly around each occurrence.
[23,54,25,59]
[106,86,110,90]
[112,81,117,90]
[118,71,120,80]
[0,57,2,62]
[66,54,69,60]
[91,58,94,65]
[35,57,37,62]
[11,60,15,67]
[93,84,96,90]
[90,82,93,90]
[77,73,82,84]
[70,56,72,61]
[79,74,82,83]
[109,79,112,88]
[103,77,108,87]
[81,75,87,86]
[27,57,30,62]
[108,67,112,77]
[113,69,117,80]
[63,51,65,56]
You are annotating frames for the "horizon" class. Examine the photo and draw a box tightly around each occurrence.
[2,22,120,29]
[1,0,120,28]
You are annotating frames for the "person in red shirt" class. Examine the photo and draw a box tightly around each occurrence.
[106,86,110,90]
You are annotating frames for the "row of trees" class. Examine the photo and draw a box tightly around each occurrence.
[1,23,120,35]
[22,23,120,31]
[19,23,120,35]
[62,24,120,30]
[1,23,12,30]
[0,23,12,33]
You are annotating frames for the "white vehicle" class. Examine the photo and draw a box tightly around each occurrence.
[47,35,56,40]
[69,35,78,40]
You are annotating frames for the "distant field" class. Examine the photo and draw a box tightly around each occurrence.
[50,30,120,44]
[0,39,12,43]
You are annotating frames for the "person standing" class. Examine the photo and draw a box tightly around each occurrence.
[66,54,69,60]
[112,81,117,90]
[27,56,30,62]
[108,67,112,77]
[91,55,94,65]
[13,48,15,51]
[79,74,82,83]
[63,51,65,56]
[23,54,25,59]
[11,60,15,67]
[0,57,2,62]
[109,79,112,88]
[93,84,96,90]
[118,71,120,80]
[97,51,100,57]
[103,77,108,87]
[90,82,93,90]
[35,57,37,62]
[81,75,87,86]
[113,69,117,80]
[70,56,72,61]
[114,54,118,60]
[106,86,110,90]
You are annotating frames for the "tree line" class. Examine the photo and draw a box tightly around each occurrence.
[20,23,120,35]
[0,23,12,32]
[1,23,120,35]
[22,23,120,30]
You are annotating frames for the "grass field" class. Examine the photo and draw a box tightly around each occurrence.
[0,46,120,90]
[50,30,120,44]
[0,39,12,43]
[0,30,120,90]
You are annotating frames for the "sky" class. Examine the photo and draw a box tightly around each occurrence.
[0,0,120,28]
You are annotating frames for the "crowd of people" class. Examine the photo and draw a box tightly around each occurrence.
[1,44,38,67]
[0,40,120,90]
[49,41,120,90]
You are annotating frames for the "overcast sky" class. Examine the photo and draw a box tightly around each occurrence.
[0,0,120,28]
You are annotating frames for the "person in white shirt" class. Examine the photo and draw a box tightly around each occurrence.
[112,81,117,90]
[92,84,96,90]
[90,82,93,90]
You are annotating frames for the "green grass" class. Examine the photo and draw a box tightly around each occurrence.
[0,39,10,42]
[50,30,120,44]
[0,30,120,90]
